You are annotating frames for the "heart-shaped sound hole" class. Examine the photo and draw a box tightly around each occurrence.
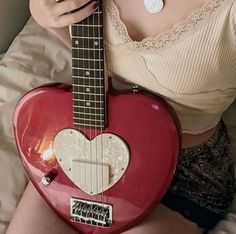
[53,129,130,195]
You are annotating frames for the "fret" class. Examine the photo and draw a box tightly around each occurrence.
[73,85,104,93]
[72,58,103,62]
[73,86,104,95]
[72,47,103,51]
[72,75,103,80]
[73,116,104,122]
[73,106,104,115]
[74,118,103,124]
[73,106,104,113]
[74,122,104,129]
[74,89,103,95]
[92,11,102,14]
[73,100,104,109]
[74,78,102,86]
[73,119,105,128]
[75,24,102,27]
[73,94,104,101]
[73,91,103,97]
[72,67,103,71]
[74,98,103,104]
[74,119,104,127]
[72,49,102,60]
[73,104,103,110]
[72,38,103,48]
[71,26,102,38]
[72,68,104,78]
[73,121,104,128]
[73,84,103,88]
[73,82,104,88]
[73,99,104,104]
[73,78,104,87]
[72,36,102,39]
[73,111,103,117]
[74,99,103,106]
[72,60,102,69]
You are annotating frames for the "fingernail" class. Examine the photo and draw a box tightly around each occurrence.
[93,1,99,10]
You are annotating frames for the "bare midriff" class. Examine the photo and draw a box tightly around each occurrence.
[181,126,218,148]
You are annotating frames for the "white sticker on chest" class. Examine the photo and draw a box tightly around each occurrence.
[144,0,164,14]
[53,129,130,195]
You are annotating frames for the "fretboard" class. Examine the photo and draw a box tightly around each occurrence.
[71,5,105,129]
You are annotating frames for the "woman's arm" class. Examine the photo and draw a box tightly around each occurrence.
[29,0,99,46]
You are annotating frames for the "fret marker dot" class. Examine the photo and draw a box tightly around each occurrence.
[75,40,79,45]
[86,88,90,92]
[94,41,99,46]
[86,71,90,76]
[86,102,91,106]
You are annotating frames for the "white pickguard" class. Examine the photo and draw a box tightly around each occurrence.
[53,129,130,195]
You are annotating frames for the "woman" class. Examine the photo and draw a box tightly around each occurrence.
[6,0,236,233]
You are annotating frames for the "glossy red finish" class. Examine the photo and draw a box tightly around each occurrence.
[13,83,180,234]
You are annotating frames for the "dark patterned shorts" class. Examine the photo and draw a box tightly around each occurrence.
[161,120,236,230]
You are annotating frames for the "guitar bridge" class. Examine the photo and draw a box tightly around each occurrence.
[70,198,113,228]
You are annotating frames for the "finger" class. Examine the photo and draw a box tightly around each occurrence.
[39,0,58,10]
[55,1,99,27]
[53,0,94,17]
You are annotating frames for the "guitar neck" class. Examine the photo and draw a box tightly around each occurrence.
[71,4,106,129]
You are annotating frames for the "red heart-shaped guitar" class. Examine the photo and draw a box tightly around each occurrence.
[13,3,180,234]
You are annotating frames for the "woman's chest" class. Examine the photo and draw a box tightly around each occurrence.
[113,0,206,41]
[104,0,236,94]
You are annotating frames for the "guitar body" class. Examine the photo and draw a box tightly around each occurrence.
[14,82,180,234]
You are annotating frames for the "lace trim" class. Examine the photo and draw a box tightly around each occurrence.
[105,0,231,50]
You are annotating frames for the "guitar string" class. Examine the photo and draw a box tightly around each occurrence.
[93,6,99,204]
[100,3,107,211]
[74,22,79,198]
[77,18,86,199]
[72,24,74,200]
[86,13,93,201]
[92,6,96,206]
[96,6,103,206]
[89,11,94,200]
[88,10,95,201]
[93,3,103,208]
[86,11,91,199]
[82,17,87,201]
[97,3,105,209]
[73,22,82,202]
[91,6,102,215]
[81,13,90,208]
[101,3,107,215]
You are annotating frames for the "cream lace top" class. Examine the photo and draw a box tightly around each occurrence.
[103,0,236,134]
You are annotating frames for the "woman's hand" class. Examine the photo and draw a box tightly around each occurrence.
[30,0,99,28]
[29,0,99,46]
